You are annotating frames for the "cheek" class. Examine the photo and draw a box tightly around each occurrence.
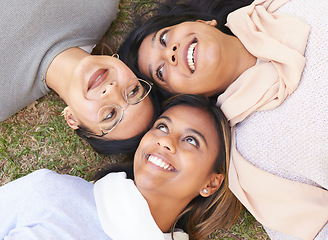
[169,75,207,95]
[116,67,137,85]
[135,131,155,157]
[167,72,190,94]
[74,101,100,124]
[180,152,214,179]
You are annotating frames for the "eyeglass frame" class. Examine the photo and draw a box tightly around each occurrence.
[93,78,153,137]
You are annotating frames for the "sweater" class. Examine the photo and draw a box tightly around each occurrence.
[0,169,110,239]
[236,1,328,239]
[0,170,189,240]
[217,0,328,239]
[0,0,119,121]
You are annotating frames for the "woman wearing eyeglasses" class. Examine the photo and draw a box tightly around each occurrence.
[0,0,160,154]
[47,49,160,154]
[0,95,241,240]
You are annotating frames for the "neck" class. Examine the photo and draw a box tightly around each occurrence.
[145,194,190,233]
[229,36,257,83]
[45,47,90,102]
[218,35,257,93]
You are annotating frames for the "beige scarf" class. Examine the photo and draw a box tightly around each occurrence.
[217,0,328,239]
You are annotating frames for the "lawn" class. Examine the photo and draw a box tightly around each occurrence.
[0,0,270,239]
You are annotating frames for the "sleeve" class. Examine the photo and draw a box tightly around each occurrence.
[0,169,104,240]
[0,169,54,239]
[0,0,120,121]
[265,221,328,240]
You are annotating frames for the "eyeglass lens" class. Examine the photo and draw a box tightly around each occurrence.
[98,79,152,134]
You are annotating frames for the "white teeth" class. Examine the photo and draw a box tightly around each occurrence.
[96,73,104,82]
[148,155,174,171]
[187,42,197,72]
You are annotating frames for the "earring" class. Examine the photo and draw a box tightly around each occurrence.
[112,53,119,59]
[61,109,66,117]
[202,188,208,194]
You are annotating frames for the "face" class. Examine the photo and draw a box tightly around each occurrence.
[138,20,234,96]
[134,105,220,203]
[65,55,154,140]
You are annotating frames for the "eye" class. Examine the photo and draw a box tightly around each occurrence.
[155,122,168,133]
[156,65,164,82]
[101,107,117,122]
[127,85,140,99]
[184,136,199,148]
[159,30,168,47]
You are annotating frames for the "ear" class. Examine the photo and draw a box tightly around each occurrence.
[200,173,224,197]
[62,107,79,130]
[196,19,217,27]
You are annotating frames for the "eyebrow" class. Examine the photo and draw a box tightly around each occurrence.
[157,116,208,147]
[147,30,162,82]
[158,115,171,122]
[148,65,155,82]
[151,30,159,44]
[189,128,208,147]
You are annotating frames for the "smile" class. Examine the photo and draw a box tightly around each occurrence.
[147,154,176,171]
[88,69,109,91]
[187,39,197,73]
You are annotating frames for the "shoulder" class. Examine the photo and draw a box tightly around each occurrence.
[62,0,120,22]
[12,169,94,198]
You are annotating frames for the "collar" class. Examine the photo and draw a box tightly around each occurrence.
[94,172,188,240]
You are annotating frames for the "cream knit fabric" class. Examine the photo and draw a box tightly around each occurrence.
[234,0,328,239]
[217,0,328,239]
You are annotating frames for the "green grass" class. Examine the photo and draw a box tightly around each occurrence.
[0,93,116,184]
[0,0,269,239]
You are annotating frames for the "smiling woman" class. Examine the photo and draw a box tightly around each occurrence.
[0,94,241,240]
[119,0,328,238]
[0,0,161,154]
[137,19,245,96]
[46,48,160,154]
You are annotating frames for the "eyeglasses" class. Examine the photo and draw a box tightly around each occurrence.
[96,78,152,137]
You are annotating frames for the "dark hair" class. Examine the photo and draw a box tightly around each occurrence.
[93,161,134,182]
[118,0,252,93]
[93,94,241,239]
[162,94,242,239]
[75,86,161,154]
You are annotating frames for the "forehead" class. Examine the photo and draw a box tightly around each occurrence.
[162,105,218,139]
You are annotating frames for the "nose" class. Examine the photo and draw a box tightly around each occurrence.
[164,43,178,66]
[100,81,127,107]
[157,135,176,154]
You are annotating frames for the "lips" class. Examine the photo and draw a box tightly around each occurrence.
[146,154,176,172]
[88,69,109,91]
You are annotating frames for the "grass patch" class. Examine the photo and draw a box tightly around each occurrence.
[0,93,115,185]
[0,0,269,239]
